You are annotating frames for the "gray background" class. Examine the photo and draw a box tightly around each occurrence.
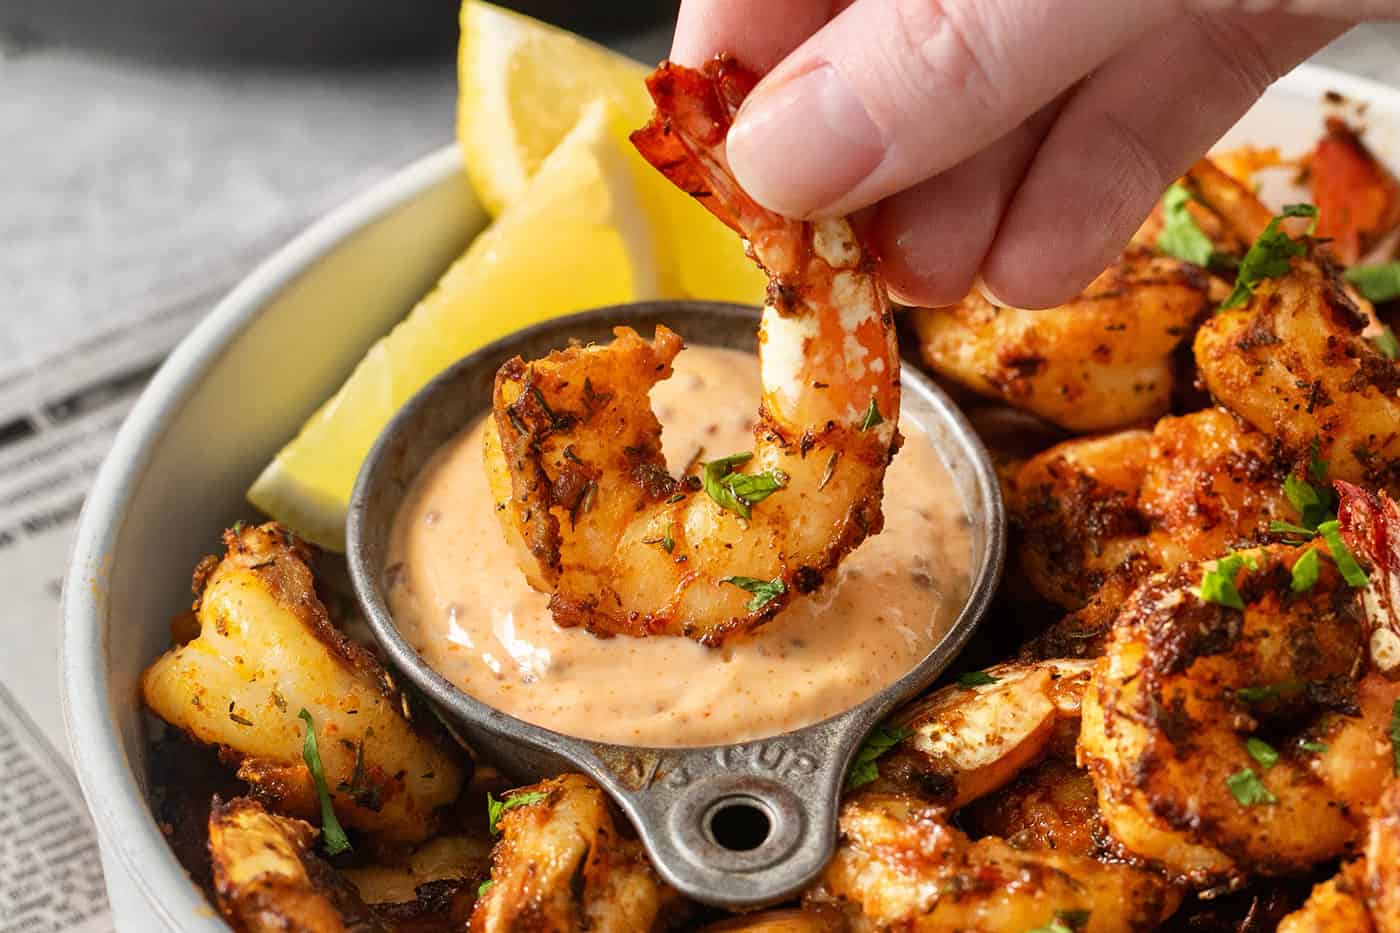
[3,18,1399,373]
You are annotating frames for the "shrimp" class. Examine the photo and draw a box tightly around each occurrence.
[1337,481,1400,673]
[910,246,1211,433]
[1311,116,1400,265]
[870,660,1094,809]
[1010,407,1292,612]
[1079,543,1399,885]
[1194,245,1400,492]
[141,523,466,845]
[207,796,386,933]
[483,58,899,642]
[806,660,1180,930]
[1278,782,1400,933]
[470,774,683,932]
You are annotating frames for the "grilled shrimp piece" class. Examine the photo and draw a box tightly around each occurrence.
[485,58,899,642]
[871,660,1094,809]
[960,757,1102,857]
[142,524,465,844]
[808,658,1177,929]
[1279,782,1400,933]
[807,793,1179,931]
[1080,543,1399,884]
[208,796,385,933]
[470,774,681,932]
[910,246,1210,432]
[1195,247,1400,491]
[1311,116,1400,265]
[1011,407,1293,612]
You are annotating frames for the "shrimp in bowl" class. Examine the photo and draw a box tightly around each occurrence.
[483,58,900,643]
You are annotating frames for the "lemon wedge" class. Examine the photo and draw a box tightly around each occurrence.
[248,100,659,550]
[457,0,766,304]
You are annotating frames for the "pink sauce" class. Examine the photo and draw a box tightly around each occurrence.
[386,347,972,747]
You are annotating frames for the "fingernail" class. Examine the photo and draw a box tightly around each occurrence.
[727,64,885,218]
[973,275,1014,309]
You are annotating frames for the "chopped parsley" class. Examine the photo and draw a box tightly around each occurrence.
[700,452,788,520]
[1290,548,1321,593]
[1246,737,1279,769]
[859,398,884,432]
[1226,767,1278,806]
[1300,740,1329,754]
[298,709,352,856]
[719,575,786,611]
[957,671,1000,688]
[1283,469,1333,531]
[1317,520,1370,587]
[1269,519,1317,539]
[487,790,548,836]
[478,879,494,897]
[1026,910,1091,933]
[1236,680,1302,703]
[847,723,912,789]
[662,523,675,553]
[1157,184,1216,267]
[1220,203,1318,310]
[1391,699,1400,775]
[1374,326,1400,360]
[1345,261,1400,303]
[1200,551,1254,610]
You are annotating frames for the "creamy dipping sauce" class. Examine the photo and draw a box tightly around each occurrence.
[386,346,972,747]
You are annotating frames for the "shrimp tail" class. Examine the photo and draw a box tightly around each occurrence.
[1336,480,1400,674]
[629,57,763,238]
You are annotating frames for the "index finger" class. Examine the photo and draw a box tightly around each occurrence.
[670,0,846,72]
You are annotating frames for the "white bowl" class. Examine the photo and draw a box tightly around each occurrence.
[61,64,1400,929]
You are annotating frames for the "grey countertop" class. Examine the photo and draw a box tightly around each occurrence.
[4,20,1399,375]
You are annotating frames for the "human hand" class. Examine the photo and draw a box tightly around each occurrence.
[671,0,1395,309]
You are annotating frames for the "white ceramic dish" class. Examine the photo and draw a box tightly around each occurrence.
[62,64,1400,929]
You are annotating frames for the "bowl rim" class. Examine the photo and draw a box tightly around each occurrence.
[58,62,1400,925]
[60,142,466,930]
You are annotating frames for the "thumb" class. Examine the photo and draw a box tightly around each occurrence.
[725,0,1177,219]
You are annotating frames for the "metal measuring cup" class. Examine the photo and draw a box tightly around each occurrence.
[347,300,1004,909]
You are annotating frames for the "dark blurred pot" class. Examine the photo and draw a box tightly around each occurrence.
[0,0,677,65]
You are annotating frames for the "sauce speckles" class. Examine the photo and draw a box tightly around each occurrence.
[386,346,972,747]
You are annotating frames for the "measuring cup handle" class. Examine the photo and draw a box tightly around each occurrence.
[581,718,864,909]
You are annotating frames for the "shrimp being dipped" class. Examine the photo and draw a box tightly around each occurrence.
[484,58,899,642]
[1080,543,1398,885]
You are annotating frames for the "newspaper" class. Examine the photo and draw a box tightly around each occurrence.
[0,298,212,933]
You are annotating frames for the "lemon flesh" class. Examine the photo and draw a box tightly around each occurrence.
[248,102,658,550]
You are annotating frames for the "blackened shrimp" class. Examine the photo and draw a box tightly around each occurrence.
[808,660,1177,930]
[1079,543,1398,885]
[483,58,899,643]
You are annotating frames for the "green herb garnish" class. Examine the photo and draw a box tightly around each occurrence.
[1026,910,1092,933]
[298,709,352,856]
[957,671,1000,688]
[1201,551,1253,610]
[478,879,494,897]
[487,790,548,836]
[1246,737,1279,769]
[1373,326,1400,361]
[859,398,884,432]
[719,575,787,611]
[700,452,788,519]
[1290,548,1321,593]
[1220,203,1318,310]
[1317,519,1369,587]
[1157,184,1216,267]
[1226,768,1278,806]
[1390,699,1400,775]
[1345,261,1400,303]
[1300,740,1329,753]
[1284,472,1333,531]
[1269,519,1317,538]
[847,724,912,789]
[1236,680,1302,703]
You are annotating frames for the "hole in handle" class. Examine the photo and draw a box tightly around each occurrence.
[706,796,772,852]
